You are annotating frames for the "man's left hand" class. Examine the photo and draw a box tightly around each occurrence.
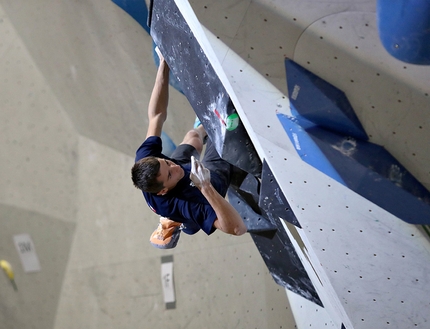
[190,156,211,189]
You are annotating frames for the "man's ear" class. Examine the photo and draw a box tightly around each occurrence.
[157,188,168,196]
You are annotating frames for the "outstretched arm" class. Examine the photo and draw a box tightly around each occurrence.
[190,156,247,236]
[146,48,170,139]
[202,184,247,236]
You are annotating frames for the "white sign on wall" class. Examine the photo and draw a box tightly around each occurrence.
[13,234,41,273]
[161,255,175,309]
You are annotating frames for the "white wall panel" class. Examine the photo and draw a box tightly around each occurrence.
[185,3,430,326]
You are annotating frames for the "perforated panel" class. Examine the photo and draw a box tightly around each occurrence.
[186,7,430,327]
[294,12,430,191]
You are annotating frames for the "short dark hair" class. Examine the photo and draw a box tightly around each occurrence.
[131,156,163,193]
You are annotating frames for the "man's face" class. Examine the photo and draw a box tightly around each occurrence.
[156,158,184,195]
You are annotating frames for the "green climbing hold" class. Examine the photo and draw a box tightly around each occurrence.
[226,113,239,131]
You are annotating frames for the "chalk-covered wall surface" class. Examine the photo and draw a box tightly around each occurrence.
[0,0,429,328]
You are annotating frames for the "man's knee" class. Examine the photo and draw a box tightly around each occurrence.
[183,129,200,141]
[180,129,203,153]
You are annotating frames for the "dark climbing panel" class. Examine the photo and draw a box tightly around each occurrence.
[230,164,322,307]
[149,0,321,308]
[227,174,277,234]
[149,0,261,176]
[259,161,301,228]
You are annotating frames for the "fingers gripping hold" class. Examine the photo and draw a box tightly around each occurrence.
[190,156,211,189]
[155,46,164,61]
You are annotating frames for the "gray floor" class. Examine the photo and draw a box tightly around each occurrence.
[0,1,293,328]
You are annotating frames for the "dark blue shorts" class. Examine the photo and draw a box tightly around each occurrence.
[170,139,232,196]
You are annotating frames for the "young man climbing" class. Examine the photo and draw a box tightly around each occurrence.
[131,48,247,249]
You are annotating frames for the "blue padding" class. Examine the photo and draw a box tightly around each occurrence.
[276,112,345,185]
[112,0,150,34]
[161,131,176,157]
[285,59,368,141]
[377,0,430,65]
[306,126,430,225]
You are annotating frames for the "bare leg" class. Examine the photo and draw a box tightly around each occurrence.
[179,125,207,155]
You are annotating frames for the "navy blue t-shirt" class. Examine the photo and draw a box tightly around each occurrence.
[135,136,220,235]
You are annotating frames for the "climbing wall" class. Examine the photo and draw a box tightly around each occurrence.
[172,0,430,328]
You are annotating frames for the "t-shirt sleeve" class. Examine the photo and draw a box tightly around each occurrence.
[135,136,163,162]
